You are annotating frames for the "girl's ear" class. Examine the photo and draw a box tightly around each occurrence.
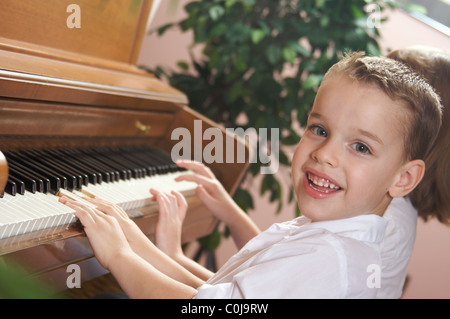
[388,159,425,198]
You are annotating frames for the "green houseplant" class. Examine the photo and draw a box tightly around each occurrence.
[148,0,424,267]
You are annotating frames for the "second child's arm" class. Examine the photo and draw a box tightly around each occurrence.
[176,160,261,249]
[152,188,215,281]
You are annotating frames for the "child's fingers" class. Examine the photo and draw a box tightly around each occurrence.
[149,188,161,200]
[85,197,129,219]
[171,190,187,211]
[195,184,215,207]
[176,160,215,179]
[59,196,98,227]
[174,173,215,190]
[151,189,187,220]
[152,189,172,214]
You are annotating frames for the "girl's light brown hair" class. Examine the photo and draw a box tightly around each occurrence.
[388,47,450,224]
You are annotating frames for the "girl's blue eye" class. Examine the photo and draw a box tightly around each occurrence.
[311,126,327,137]
[353,143,371,154]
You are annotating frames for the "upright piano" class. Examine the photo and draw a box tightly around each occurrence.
[0,0,249,295]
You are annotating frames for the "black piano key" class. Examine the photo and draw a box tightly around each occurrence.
[5,179,16,196]
[43,149,89,186]
[61,148,111,183]
[8,166,37,193]
[1,145,181,199]
[129,146,164,175]
[106,147,145,179]
[89,148,132,180]
[74,148,120,182]
[8,161,49,193]
[7,161,45,193]
[139,147,174,174]
[4,151,62,194]
[8,175,25,195]
[30,149,84,190]
[5,151,67,193]
[107,146,144,176]
[125,146,166,176]
[79,148,122,181]
[106,147,139,178]
[21,149,78,190]
[53,148,100,184]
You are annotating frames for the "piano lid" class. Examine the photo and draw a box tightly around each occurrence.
[0,0,152,66]
[0,0,188,109]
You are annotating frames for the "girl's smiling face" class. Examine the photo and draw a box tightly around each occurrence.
[291,75,411,222]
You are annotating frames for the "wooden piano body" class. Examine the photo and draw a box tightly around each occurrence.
[0,0,248,294]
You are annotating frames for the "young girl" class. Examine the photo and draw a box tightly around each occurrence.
[387,46,450,225]
[378,46,450,298]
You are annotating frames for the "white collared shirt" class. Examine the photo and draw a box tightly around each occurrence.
[195,214,388,299]
[379,197,417,298]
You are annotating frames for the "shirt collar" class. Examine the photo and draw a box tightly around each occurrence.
[297,214,388,244]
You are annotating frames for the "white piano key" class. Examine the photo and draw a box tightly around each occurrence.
[81,171,197,215]
[1,195,40,238]
[0,168,197,240]
[0,192,76,239]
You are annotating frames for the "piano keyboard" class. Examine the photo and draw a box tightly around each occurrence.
[0,146,197,240]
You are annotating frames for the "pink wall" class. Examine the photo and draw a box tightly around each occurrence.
[138,3,450,298]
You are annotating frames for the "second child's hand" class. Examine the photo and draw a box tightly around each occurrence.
[174,160,261,249]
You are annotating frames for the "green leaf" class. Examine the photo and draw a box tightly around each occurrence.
[293,43,311,57]
[198,230,221,252]
[350,4,365,19]
[156,23,174,36]
[288,186,294,203]
[302,74,323,90]
[233,187,254,211]
[242,0,256,6]
[260,173,273,196]
[225,0,238,9]
[320,15,330,28]
[232,55,247,71]
[251,29,266,44]
[266,45,281,64]
[315,0,326,8]
[209,5,225,21]
[229,80,245,103]
[269,179,282,204]
[366,41,381,56]
[176,61,189,71]
[209,23,228,38]
[281,131,300,146]
[193,16,208,43]
[282,46,297,63]
[279,150,290,165]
